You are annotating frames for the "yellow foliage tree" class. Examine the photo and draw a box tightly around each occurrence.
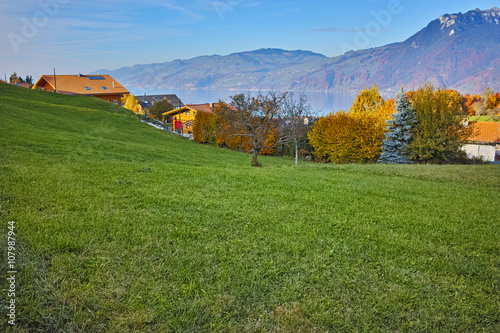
[122,94,141,114]
[350,86,384,115]
[308,111,386,163]
[308,85,393,163]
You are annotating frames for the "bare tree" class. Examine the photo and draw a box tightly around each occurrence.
[281,92,313,165]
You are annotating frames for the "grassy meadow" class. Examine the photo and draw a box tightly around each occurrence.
[1,83,499,332]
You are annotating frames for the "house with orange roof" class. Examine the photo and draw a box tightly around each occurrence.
[463,122,500,162]
[32,74,129,106]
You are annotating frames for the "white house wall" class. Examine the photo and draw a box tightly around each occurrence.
[463,144,496,162]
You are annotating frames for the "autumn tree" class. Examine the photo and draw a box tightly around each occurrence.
[149,98,174,120]
[484,89,500,117]
[378,90,417,164]
[123,94,141,114]
[9,72,22,84]
[462,94,482,116]
[217,92,286,167]
[308,111,386,163]
[308,85,393,164]
[407,83,472,164]
[193,110,218,144]
[350,86,384,115]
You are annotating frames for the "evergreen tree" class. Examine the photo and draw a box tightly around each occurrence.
[378,90,417,164]
[149,98,174,120]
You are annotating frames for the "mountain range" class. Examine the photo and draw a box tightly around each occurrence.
[96,7,500,94]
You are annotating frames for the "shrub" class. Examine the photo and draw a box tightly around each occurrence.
[308,111,385,163]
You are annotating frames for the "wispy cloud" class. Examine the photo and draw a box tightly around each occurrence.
[313,27,391,33]
[295,27,392,35]
[158,3,204,19]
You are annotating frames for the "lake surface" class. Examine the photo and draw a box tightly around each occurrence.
[128,87,360,115]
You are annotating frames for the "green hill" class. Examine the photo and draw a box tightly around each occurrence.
[1,83,499,332]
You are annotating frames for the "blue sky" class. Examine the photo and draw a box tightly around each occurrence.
[1,0,498,80]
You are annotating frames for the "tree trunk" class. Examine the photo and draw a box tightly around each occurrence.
[251,150,262,167]
[294,138,298,165]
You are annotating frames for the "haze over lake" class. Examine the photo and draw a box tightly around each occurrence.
[128,88,366,115]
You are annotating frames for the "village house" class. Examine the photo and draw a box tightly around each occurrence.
[135,94,184,113]
[32,74,129,106]
[162,103,224,135]
[464,121,500,162]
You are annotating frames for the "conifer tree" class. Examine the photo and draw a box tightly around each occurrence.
[378,90,417,164]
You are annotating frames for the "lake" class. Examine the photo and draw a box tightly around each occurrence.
[128,88,361,115]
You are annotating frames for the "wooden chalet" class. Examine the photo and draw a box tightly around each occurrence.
[32,74,129,106]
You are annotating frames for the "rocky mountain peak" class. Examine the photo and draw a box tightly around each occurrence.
[438,7,500,33]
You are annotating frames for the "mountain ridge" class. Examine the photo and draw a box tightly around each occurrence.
[95,7,500,94]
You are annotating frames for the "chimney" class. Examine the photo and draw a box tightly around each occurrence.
[210,102,214,108]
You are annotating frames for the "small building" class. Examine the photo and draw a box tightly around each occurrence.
[32,74,129,106]
[136,94,184,113]
[463,122,500,162]
[162,103,223,134]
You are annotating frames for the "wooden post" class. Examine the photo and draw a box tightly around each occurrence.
[53,68,57,93]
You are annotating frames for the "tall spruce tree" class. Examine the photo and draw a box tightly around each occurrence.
[378,90,417,164]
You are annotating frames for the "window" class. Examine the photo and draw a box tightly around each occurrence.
[101,86,108,90]
[84,87,91,91]
[186,110,190,116]
[114,100,118,105]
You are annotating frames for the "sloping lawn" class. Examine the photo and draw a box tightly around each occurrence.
[1,83,499,332]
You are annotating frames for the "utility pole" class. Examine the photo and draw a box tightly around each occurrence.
[53,68,57,93]
[179,109,182,136]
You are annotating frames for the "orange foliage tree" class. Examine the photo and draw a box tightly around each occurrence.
[215,93,284,166]
[192,94,285,166]
[462,94,482,116]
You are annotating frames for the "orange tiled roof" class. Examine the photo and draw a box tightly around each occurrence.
[33,74,129,95]
[468,122,500,143]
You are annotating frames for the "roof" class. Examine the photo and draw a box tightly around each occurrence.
[468,122,500,143]
[162,102,233,117]
[186,103,216,113]
[10,82,30,88]
[33,74,129,95]
[136,94,184,109]
[162,106,196,117]
[186,102,234,113]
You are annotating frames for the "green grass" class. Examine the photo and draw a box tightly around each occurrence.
[468,116,500,122]
[1,83,499,332]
